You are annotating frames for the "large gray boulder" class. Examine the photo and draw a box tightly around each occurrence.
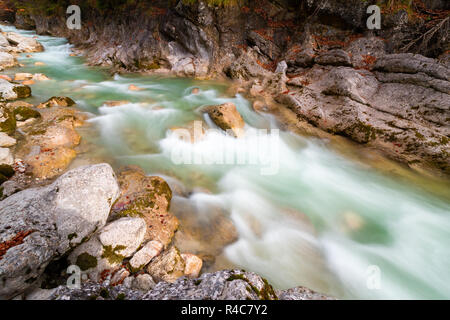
[0,164,120,299]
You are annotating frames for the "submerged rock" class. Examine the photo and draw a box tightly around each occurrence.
[0,164,120,299]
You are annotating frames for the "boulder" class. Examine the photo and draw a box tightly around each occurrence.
[112,166,178,246]
[202,102,245,137]
[13,106,41,122]
[37,96,76,108]
[146,246,186,283]
[132,274,156,291]
[25,147,77,179]
[315,49,351,66]
[0,164,120,299]
[0,52,16,69]
[0,132,16,147]
[32,73,50,81]
[129,240,163,272]
[4,32,44,53]
[0,79,32,101]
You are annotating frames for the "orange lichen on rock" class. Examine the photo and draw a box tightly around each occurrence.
[0,230,35,260]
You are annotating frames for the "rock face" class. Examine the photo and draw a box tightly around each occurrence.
[202,103,245,137]
[47,270,332,300]
[0,164,120,299]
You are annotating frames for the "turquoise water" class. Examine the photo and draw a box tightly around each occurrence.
[2,25,450,299]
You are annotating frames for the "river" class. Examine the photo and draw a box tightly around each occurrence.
[2,25,450,299]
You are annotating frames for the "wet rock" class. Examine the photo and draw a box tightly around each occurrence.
[13,106,41,122]
[202,102,245,137]
[181,253,203,278]
[25,147,77,179]
[37,96,76,108]
[0,79,31,101]
[22,80,35,86]
[276,287,335,300]
[0,132,15,147]
[0,164,120,299]
[4,32,44,53]
[128,85,141,91]
[146,246,186,283]
[103,100,130,107]
[32,73,50,81]
[112,166,178,246]
[129,240,163,272]
[0,52,16,70]
[14,73,33,81]
[0,75,12,81]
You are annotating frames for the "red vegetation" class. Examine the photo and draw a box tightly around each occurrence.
[0,230,35,260]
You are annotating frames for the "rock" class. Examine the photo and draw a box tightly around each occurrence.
[0,164,120,299]
[0,105,16,135]
[7,101,34,109]
[191,88,200,94]
[0,75,12,81]
[129,240,163,272]
[133,274,156,291]
[39,123,80,149]
[37,96,76,108]
[25,288,58,300]
[143,270,279,300]
[181,253,203,278]
[110,268,130,286]
[315,49,351,66]
[47,269,332,300]
[13,106,41,122]
[0,79,31,101]
[128,84,141,91]
[0,52,16,69]
[4,32,44,53]
[112,166,178,246]
[0,132,16,148]
[202,102,245,137]
[32,73,50,81]
[98,217,147,258]
[0,147,13,165]
[103,100,130,107]
[25,147,77,179]
[146,246,186,283]
[34,62,45,66]
[22,80,35,86]
[14,73,33,81]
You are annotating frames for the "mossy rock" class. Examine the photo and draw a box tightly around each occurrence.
[12,85,32,99]
[0,173,8,185]
[13,106,41,121]
[101,245,127,265]
[0,107,16,135]
[0,164,15,178]
[76,252,98,271]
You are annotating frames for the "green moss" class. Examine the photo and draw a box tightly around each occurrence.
[76,252,98,271]
[13,106,41,121]
[0,164,15,178]
[116,293,126,300]
[226,273,278,300]
[101,245,127,264]
[12,85,32,99]
[0,108,16,135]
[67,233,78,241]
[415,131,425,140]
[99,288,109,299]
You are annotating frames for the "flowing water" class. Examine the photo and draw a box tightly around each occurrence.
[2,25,450,299]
